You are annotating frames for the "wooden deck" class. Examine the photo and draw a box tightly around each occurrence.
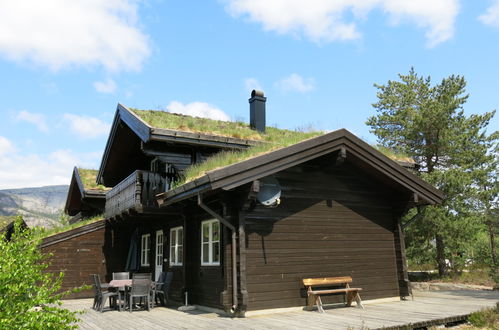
[64,290,498,329]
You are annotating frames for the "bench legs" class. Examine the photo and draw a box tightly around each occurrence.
[307,294,325,313]
[308,291,364,313]
[346,291,364,309]
[307,294,327,313]
[307,294,326,313]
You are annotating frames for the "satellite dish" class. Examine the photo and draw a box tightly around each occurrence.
[257,177,281,207]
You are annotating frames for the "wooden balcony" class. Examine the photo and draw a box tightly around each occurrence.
[105,170,167,219]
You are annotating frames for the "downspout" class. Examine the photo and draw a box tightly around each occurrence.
[197,193,238,314]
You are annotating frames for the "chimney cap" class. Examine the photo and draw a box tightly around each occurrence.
[251,90,265,98]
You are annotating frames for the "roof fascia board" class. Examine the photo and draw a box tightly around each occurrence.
[162,183,211,206]
[96,104,152,184]
[40,220,106,248]
[63,167,82,213]
[341,131,444,203]
[208,135,345,191]
[343,141,438,204]
[150,128,259,149]
[161,129,443,207]
[161,131,345,205]
[74,167,85,194]
[97,107,122,184]
[118,103,151,142]
[83,190,107,199]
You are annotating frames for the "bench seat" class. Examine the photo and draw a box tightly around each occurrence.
[302,276,363,313]
[309,287,362,295]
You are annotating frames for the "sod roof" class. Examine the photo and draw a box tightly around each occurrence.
[131,109,265,141]
[130,108,415,186]
[77,168,109,192]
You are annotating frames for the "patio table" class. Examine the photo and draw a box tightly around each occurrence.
[109,279,132,288]
[109,279,160,310]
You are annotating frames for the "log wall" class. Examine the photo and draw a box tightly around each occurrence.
[244,161,401,311]
[41,221,107,299]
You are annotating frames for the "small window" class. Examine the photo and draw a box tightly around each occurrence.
[141,234,151,266]
[169,226,183,266]
[201,219,220,266]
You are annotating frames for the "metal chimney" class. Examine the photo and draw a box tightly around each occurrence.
[249,90,266,133]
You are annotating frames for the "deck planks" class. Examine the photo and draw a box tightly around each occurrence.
[64,290,499,329]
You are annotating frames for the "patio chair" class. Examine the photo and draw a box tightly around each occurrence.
[112,272,130,280]
[92,274,122,312]
[128,277,152,312]
[91,274,100,310]
[133,273,151,280]
[154,271,173,307]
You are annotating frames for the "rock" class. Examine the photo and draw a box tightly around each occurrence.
[0,185,69,229]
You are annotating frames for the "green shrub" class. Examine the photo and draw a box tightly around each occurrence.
[0,217,80,329]
[468,303,499,328]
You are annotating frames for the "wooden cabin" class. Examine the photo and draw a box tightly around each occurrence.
[64,167,107,224]
[49,91,442,316]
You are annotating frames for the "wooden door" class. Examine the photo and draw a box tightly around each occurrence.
[155,230,164,281]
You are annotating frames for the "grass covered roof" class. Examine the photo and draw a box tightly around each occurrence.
[131,109,264,140]
[130,109,414,187]
[77,168,109,191]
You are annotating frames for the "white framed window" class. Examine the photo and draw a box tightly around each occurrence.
[141,234,151,266]
[201,219,220,266]
[169,226,183,266]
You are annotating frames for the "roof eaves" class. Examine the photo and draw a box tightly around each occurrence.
[83,190,107,199]
[158,176,211,206]
[64,167,82,214]
[97,104,152,184]
[158,128,444,208]
[40,219,106,248]
[341,131,444,204]
[150,128,260,149]
[74,167,85,193]
[118,104,152,142]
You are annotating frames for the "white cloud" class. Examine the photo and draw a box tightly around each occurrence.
[225,0,459,47]
[479,0,499,27]
[63,114,111,139]
[166,101,231,121]
[244,78,263,92]
[0,139,100,189]
[275,73,315,93]
[0,0,150,72]
[0,136,16,156]
[14,110,49,132]
[94,78,117,94]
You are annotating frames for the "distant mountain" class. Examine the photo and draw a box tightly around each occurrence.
[0,185,69,228]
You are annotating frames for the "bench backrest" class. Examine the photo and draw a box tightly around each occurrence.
[303,276,352,287]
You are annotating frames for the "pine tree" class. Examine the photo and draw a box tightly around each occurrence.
[366,68,497,276]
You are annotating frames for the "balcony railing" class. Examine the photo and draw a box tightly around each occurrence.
[105,170,166,219]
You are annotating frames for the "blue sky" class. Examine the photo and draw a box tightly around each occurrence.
[0,0,498,189]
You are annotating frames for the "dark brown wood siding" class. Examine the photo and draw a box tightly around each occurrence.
[244,160,400,311]
[42,225,107,299]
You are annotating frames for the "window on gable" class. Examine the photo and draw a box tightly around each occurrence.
[201,219,220,266]
[169,226,183,266]
[141,234,151,266]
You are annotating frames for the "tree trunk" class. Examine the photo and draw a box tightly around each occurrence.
[488,220,497,267]
[436,234,447,276]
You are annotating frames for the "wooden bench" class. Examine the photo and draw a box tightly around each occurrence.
[302,276,363,313]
